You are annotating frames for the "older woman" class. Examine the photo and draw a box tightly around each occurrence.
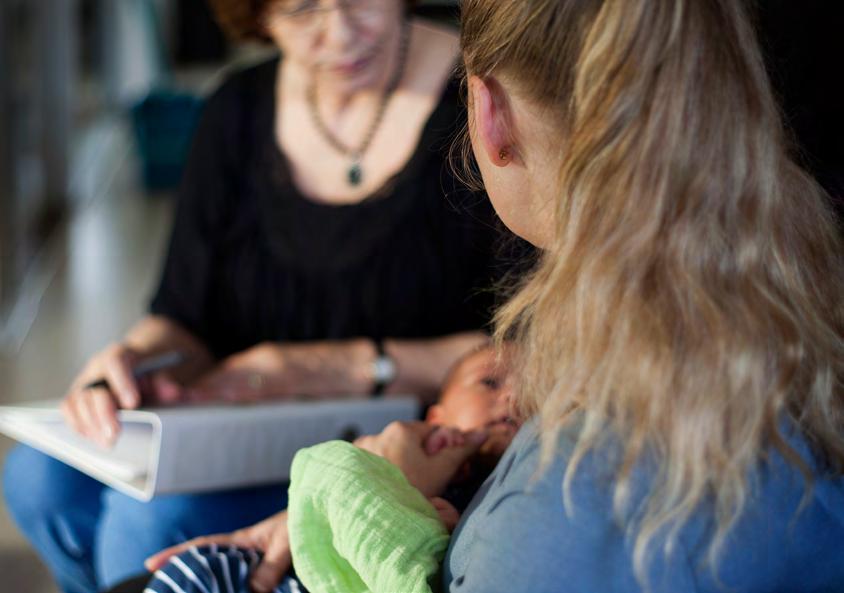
[1,1,528,592]
[147,0,844,591]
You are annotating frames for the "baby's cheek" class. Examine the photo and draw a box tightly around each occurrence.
[456,410,495,432]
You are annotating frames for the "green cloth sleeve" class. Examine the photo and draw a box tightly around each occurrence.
[288,440,451,593]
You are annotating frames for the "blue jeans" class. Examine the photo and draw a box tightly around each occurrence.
[3,445,288,593]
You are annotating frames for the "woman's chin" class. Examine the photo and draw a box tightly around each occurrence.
[320,63,384,95]
[318,32,395,93]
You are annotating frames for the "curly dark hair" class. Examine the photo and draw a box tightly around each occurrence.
[207,0,418,42]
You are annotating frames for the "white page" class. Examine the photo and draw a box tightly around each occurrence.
[0,413,153,481]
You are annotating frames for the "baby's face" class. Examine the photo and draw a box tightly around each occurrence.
[427,348,520,455]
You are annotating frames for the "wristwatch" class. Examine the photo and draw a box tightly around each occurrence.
[371,339,397,397]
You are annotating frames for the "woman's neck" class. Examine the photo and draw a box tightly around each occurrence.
[273,20,459,205]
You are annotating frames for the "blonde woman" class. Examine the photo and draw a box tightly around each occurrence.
[146,0,844,591]
[448,0,844,588]
[367,0,844,589]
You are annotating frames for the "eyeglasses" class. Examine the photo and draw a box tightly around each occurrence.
[270,0,386,30]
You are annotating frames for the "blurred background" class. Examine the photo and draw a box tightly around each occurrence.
[0,0,839,590]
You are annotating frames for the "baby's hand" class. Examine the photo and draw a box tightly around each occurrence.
[424,426,467,455]
[430,496,461,532]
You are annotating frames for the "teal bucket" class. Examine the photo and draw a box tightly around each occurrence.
[131,90,204,191]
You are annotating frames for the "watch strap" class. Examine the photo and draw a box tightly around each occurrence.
[371,339,396,397]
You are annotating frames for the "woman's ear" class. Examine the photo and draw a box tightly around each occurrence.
[468,75,516,167]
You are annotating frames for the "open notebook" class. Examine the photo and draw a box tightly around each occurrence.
[0,398,418,501]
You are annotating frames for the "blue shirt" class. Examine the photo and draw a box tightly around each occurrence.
[444,419,844,592]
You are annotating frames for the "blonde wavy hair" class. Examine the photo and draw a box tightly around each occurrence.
[461,0,844,581]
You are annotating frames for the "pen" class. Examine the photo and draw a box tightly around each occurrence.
[82,350,187,391]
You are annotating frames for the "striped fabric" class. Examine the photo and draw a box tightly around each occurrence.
[144,545,307,593]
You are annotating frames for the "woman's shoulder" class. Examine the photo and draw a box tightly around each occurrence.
[204,56,279,111]
[405,19,462,112]
[411,17,460,63]
[190,56,279,170]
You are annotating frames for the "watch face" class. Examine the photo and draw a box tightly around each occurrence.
[373,355,397,384]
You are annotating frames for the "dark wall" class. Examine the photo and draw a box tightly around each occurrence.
[754,1,844,224]
[177,0,226,63]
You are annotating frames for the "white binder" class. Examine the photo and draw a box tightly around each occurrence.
[0,398,418,501]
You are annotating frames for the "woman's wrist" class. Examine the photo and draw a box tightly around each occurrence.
[380,333,489,404]
[343,338,382,395]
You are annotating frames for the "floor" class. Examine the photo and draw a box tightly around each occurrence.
[0,120,174,592]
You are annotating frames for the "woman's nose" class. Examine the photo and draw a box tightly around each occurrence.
[320,3,356,51]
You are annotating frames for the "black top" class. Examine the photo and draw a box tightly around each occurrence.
[150,57,524,359]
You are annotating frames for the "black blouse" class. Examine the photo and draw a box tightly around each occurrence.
[150,57,525,359]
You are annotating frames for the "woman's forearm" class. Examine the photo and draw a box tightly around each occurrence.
[279,332,489,405]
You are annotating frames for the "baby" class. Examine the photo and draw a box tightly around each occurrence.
[141,345,518,593]
[422,345,518,523]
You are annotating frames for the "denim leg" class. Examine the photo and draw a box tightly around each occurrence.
[96,482,289,590]
[2,444,104,593]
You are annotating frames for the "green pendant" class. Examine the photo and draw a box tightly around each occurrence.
[348,163,362,186]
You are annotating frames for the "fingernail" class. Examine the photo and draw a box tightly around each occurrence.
[250,577,271,593]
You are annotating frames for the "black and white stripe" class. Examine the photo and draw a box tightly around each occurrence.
[144,546,306,593]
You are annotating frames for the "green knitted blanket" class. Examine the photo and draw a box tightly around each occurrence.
[288,441,450,593]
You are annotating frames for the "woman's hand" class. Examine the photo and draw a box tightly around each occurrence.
[61,316,212,447]
[355,421,488,498]
[145,510,291,593]
[185,340,374,403]
[61,344,183,447]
